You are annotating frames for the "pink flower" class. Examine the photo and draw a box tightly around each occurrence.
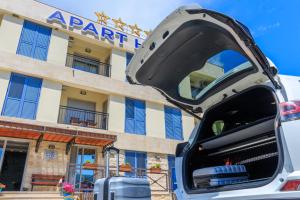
[63,182,75,193]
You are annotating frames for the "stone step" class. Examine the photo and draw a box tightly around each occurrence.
[0,191,64,200]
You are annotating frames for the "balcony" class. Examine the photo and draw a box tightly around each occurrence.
[58,106,109,130]
[67,164,171,193]
[66,53,111,77]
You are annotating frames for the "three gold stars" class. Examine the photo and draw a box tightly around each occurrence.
[95,12,149,37]
[95,11,110,25]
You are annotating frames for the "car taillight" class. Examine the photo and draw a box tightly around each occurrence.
[281,180,300,191]
[280,101,300,122]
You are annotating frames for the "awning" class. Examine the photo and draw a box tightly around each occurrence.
[0,120,117,154]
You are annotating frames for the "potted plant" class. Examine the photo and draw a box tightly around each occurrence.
[119,162,132,172]
[62,182,74,200]
[83,160,97,170]
[150,163,162,174]
[0,183,5,192]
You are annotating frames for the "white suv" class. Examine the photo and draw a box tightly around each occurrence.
[126,5,300,200]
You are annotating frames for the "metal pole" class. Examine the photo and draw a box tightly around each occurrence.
[105,150,110,178]
[116,152,119,176]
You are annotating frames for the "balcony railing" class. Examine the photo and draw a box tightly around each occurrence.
[66,164,171,193]
[66,54,111,77]
[58,106,109,130]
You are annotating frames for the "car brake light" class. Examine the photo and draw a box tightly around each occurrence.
[281,180,300,191]
[280,101,300,121]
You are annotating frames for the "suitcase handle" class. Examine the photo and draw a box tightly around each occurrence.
[104,146,120,177]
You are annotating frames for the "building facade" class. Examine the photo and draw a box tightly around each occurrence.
[0,0,197,198]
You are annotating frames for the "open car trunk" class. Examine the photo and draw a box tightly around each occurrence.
[184,86,280,192]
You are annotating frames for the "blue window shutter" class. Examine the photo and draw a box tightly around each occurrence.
[1,73,42,120]
[20,77,42,119]
[136,152,147,169]
[17,20,52,61]
[2,74,25,117]
[125,98,135,133]
[33,24,52,61]
[173,108,183,140]
[126,151,146,177]
[17,21,37,58]
[134,100,145,135]
[165,106,174,139]
[165,106,183,140]
[125,151,136,177]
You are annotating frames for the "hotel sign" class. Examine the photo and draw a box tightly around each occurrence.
[47,11,142,49]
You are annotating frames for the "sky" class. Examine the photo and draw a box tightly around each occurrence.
[39,0,300,76]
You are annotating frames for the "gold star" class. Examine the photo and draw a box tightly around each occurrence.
[128,24,142,36]
[112,18,126,31]
[95,11,110,25]
[144,30,152,37]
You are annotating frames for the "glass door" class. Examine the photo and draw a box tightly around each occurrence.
[68,146,97,191]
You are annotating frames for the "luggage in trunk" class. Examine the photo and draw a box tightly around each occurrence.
[94,177,151,200]
[184,87,280,191]
[193,165,248,188]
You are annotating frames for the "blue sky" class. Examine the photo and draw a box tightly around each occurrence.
[40,0,300,76]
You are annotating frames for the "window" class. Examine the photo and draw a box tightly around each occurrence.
[72,54,99,74]
[1,73,42,120]
[125,151,147,177]
[178,50,250,100]
[69,147,96,190]
[17,20,52,61]
[168,155,177,191]
[125,98,146,135]
[164,106,183,140]
[126,52,134,66]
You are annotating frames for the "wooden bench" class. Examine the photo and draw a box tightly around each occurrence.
[31,174,64,191]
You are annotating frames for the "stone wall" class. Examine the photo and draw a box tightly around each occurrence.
[22,141,70,191]
[21,142,173,196]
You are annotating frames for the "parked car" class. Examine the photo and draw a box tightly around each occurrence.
[126,5,300,200]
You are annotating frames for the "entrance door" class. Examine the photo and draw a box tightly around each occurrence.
[68,146,97,191]
[0,141,29,191]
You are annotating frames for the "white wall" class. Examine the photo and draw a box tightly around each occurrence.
[0,71,11,113]
[60,86,108,112]
[0,14,23,53]
[36,79,62,123]
[110,49,126,81]
[182,111,195,140]
[108,95,125,133]
[146,102,165,138]
[47,30,69,66]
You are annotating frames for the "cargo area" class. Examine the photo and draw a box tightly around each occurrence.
[184,86,280,191]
